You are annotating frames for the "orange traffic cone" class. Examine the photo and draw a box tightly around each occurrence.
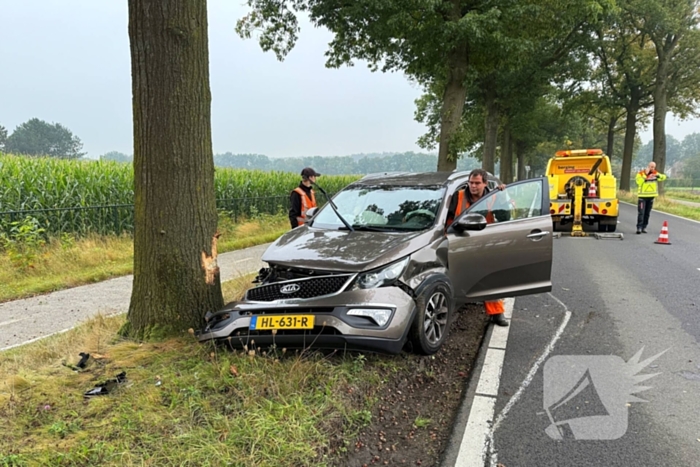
[588,180,597,197]
[654,221,671,245]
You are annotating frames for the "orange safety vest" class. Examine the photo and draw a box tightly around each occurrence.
[453,189,496,224]
[293,187,317,226]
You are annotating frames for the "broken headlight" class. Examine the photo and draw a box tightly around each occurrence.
[355,257,409,289]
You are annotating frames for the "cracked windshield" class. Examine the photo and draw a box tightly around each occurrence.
[313,186,445,230]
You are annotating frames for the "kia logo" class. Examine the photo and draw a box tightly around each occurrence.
[280,284,300,294]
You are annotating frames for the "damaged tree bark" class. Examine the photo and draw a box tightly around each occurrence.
[126,0,223,339]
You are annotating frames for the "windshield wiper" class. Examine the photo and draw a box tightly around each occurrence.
[313,182,354,232]
[339,224,395,232]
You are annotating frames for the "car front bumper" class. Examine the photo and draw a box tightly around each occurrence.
[197,286,416,354]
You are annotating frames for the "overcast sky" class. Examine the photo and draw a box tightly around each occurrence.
[1,1,698,160]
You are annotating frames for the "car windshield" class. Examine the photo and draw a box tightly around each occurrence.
[313,185,445,231]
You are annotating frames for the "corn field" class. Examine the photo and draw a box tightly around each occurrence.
[0,154,359,237]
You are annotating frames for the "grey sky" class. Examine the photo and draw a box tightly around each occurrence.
[0,1,697,160]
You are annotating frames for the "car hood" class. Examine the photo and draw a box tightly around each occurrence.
[262,226,433,272]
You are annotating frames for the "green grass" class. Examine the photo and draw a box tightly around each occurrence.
[665,189,700,203]
[0,213,290,303]
[0,277,396,467]
[618,191,700,222]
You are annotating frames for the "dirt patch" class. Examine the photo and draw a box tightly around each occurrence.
[335,304,489,467]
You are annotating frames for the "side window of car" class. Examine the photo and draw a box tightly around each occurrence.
[445,184,468,227]
[467,181,543,223]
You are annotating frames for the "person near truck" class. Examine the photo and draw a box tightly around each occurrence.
[289,167,319,229]
[635,161,667,234]
[447,169,509,327]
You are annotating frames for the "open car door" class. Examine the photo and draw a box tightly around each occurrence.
[446,178,553,303]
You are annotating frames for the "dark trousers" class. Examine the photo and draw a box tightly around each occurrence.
[636,197,654,229]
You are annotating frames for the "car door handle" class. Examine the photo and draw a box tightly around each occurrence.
[527,231,550,239]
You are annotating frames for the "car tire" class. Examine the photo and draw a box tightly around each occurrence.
[409,282,453,355]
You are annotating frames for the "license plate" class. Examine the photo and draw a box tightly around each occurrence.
[249,315,315,330]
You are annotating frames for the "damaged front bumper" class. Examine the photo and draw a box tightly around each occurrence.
[196,286,417,354]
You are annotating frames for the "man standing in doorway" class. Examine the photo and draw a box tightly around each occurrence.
[289,167,319,229]
[635,161,667,234]
[449,169,509,327]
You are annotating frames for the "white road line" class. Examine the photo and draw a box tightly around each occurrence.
[233,258,251,264]
[454,297,513,467]
[0,327,74,352]
[0,318,27,327]
[487,293,572,467]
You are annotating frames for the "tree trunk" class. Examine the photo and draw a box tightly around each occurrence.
[651,33,679,178]
[620,89,640,192]
[126,0,223,339]
[516,141,526,181]
[606,115,617,158]
[482,83,499,174]
[437,39,469,172]
[500,118,513,183]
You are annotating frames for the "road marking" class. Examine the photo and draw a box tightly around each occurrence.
[233,258,251,264]
[0,318,27,327]
[487,293,572,467]
[454,298,513,466]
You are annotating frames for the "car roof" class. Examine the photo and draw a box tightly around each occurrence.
[352,171,500,187]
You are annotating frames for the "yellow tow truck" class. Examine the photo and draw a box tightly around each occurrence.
[546,148,623,239]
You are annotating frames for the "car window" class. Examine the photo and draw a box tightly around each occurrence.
[467,181,543,222]
[312,185,446,230]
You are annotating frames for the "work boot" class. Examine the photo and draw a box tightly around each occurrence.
[636,229,641,234]
[491,314,509,327]
[642,229,648,233]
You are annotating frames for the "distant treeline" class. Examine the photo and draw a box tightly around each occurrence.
[212,151,482,174]
[99,151,482,174]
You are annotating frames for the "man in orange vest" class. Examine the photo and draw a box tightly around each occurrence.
[448,169,509,327]
[289,167,319,228]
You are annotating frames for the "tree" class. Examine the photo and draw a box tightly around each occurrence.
[626,0,700,175]
[682,153,700,188]
[0,124,7,151]
[4,118,85,158]
[125,0,223,339]
[237,0,613,172]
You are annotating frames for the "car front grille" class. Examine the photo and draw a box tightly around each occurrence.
[246,275,353,302]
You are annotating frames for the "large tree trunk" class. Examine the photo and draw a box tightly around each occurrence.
[437,39,469,172]
[620,89,640,192]
[482,82,499,174]
[126,0,223,339]
[500,117,513,183]
[516,141,526,181]
[606,115,617,158]
[652,48,673,176]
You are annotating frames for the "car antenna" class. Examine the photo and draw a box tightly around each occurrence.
[312,181,354,232]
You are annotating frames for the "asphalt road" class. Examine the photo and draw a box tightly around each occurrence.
[490,202,700,466]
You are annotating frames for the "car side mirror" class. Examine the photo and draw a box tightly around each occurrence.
[455,213,488,231]
[306,207,319,218]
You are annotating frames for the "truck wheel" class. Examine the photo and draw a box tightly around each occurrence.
[409,282,453,355]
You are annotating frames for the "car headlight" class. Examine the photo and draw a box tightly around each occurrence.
[356,257,409,289]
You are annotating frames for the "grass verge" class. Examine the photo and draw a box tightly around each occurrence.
[618,191,700,222]
[665,188,700,203]
[0,277,392,467]
[0,213,289,303]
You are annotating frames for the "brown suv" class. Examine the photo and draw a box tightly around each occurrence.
[198,171,553,355]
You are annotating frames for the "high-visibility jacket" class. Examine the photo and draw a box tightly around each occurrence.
[292,187,317,226]
[635,170,667,198]
[452,189,496,224]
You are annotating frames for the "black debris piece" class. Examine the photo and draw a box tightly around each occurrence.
[83,371,127,398]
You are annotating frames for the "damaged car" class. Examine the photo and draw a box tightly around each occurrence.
[198,171,553,355]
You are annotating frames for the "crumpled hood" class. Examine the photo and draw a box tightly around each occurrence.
[261,225,432,272]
